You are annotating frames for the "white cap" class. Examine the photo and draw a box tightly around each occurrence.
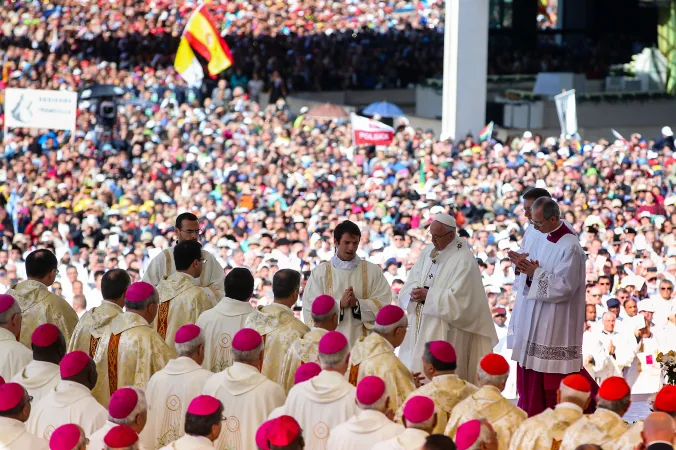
[523,131,533,139]
[662,126,673,137]
[433,213,456,228]
[637,300,655,313]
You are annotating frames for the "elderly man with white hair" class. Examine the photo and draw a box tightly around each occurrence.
[454,419,499,450]
[141,325,213,449]
[445,354,527,450]
[202,328,285,450]
[0,295,32,381]
[398,213,497,382]
[89,387,148,450]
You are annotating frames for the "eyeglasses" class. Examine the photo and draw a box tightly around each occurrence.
[428,230,454,240]
[179,228,202,236]
[198,258,207,264]
[661,287,673,291]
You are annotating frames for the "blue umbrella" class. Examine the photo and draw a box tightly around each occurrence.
[363,101,404,118]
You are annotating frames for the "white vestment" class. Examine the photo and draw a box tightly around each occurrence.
[303,258,392,347]
[327,410,404,450]
[510,224,586,373]
[398,238,498,382]
[371,428,429,450]
[202,362,285,450]
[27,380,107,440]
[651,296,675,329]
[582,329,638,384]
[11,361,60,406]
[283,370,359,450]
[0,417,48,450]
[196,297,253,373]
[143,247,225,303]
[159,434,214,450]
[0,328,32,382]
[142,357,214,450]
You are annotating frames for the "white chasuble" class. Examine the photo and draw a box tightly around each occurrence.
[0,417,48,450]
[371,428,430,450]
[283,370,359,450]
[143,248,225,303]
[510,224,586,374]
[398,238,497,382]
[142,357,213,449]
[11,360,60,406]
[278,327,329,394]
[327,410,404,450]
[302,259,392,347]
[560,408,630,450]
[604,420,643,450]
[202,362,285,450]
[159,434,214,449]
[0,327,32,382]
[507,402,584,450]
[67,300,123,356]
[27,380,107,440]
[196,297,253,373]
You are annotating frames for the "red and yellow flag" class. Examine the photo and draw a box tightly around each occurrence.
[182,4,233,77]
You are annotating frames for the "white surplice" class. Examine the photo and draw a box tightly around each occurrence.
[159,434,214,449]
[0,328,32,382]
[303,257,392,347]
[398,238,498,382]
[143,247,225,304]
[371,428,429,450]
[582,329,638,384]
[282,370,359,450]
[142,357,214,450]
[196,297,253,373]
[27,380,107,440]
[510,224,586,374]
[202,362,285,450]
[0,417,48,450]
[327,410,404,450]
[10,360,60,406]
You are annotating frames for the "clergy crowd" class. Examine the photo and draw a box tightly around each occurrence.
[0,199,674,450]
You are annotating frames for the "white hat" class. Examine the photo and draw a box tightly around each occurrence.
[523,131,533,139]
[665,196,676,207]
[662,126,673,137]
[433,213,456,228]
[429,205,445,215]
[637,300,655,313]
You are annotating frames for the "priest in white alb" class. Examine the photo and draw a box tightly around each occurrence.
[142,325,213,449]
[88,387,148,450]
[303,220,392,346]
[202,328,286,450]
[0,295,32,381]
[510,198,597,417]
[279,294,337,393]
[398,214,497,382]
[143,212,225,302]
[27,351,107,440]
[196,268,255,373]
[282,331,359,449]
[12,324,66,405]
[0,382,49,449]
[328,376,404,450]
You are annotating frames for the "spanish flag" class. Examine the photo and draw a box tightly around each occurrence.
[182,4,233,77]
[174,38,204,87]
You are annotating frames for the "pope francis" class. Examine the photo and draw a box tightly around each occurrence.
[398,214,497,383]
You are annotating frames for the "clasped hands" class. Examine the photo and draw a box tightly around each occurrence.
[507,251,540,277]
[411,287,428,303]
[340,287,359,308]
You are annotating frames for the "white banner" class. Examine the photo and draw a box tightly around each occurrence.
[351,113,394,146]
[4,88,77,131]
[554,89,578,137]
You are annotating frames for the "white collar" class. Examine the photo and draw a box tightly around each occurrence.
[548,222,564,236]
[330,254,360,270]
[556,402,584,414]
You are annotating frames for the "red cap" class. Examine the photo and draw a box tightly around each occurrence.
[108,388,139,419]
[60,351,91,378]
[49,424,82,450]
[125,282,155,303]
[187,395,221,416]
[428,341,456,363]
[562,374,591,393]
[598,376,630,401]
[0,294,15,314]
[356,376,386,405]
[232,328,263,351]
[318,331,348,355]
[654,385,676,412]
[267,415,302,446]
[479,353,509,376]
[455,419,482,450]
[103,425,139,447]
[402,396,435,423]
[0,383,24,412]
[376,305,405,326]
[256,420,273,450]
[311,295,335,316]
[175,324,201,344]
[32,324,61,347]
[294,362,321,385]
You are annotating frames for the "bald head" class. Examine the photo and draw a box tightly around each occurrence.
[642,412,675,445]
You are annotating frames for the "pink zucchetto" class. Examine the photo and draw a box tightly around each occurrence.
[232,328,263,351]
[318,331,348,355]
[428,341,456,363]
[32,324,61,347]
[402,396,435,423]
[108,388,139,419]
[175,324,201,344]
[356,376,386,406]
[455,419,482,450]
[103,425,139,448]
[294,362,322,385]
[0,294,15,313]
[125,282,155,303]
[376,305,405,326]
[311,295,335,315]
[60,351,91,378]
[49,424,83,450]
[255,420,274,450]
[187,395,221,416]
[0,383,24,412]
